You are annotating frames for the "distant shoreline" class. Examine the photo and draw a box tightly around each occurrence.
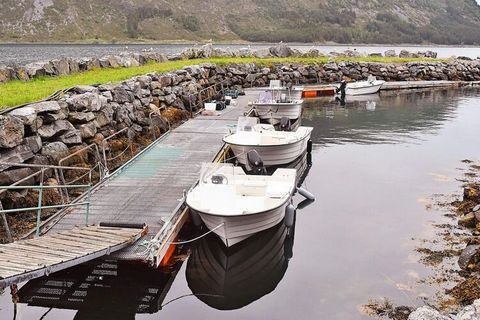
[0,41,479,48]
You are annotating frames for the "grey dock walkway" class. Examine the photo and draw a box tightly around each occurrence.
[380,80,465,90]
[0,225,145,289]
[40,93,254,266]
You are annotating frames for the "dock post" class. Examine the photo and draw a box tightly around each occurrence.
[35,169,45,238]
[85,171,92,226]
[0,201,13,243]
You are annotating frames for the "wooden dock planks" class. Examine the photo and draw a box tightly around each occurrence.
[0,225,146,288]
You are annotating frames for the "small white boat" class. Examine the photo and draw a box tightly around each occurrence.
[266,80,304,101]
[223,118,313,167]
[253,90,304,122]
[186,163,296,247]
[343,77,385,96]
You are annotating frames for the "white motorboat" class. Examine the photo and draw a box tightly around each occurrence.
[265,80,304,101]
[223,118,313,167]
[186,163,296,247]
[343,77,385,96]
[253,90,304,122]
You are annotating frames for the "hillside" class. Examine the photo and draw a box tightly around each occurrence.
[1,0,480,44]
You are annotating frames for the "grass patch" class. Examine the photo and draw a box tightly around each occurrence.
[0,56,447,110]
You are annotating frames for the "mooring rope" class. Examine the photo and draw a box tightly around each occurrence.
[161,293,224,308]
[165,223,225,245]
[136,222,225,256]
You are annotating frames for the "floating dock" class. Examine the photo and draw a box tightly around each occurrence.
[301,80,480,97]
[30,94,252,267]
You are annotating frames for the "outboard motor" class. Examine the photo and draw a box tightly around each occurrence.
[336,80,347,106]
[246,150,267,175]
[336,80,347,95]
[279,117,292,132]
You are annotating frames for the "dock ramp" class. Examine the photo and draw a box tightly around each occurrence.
[0,225,146,289]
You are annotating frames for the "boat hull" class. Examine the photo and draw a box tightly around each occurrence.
[192,201,289,247]
[228,133,311,167]
[345,82,384,96]
[253,101,303,121]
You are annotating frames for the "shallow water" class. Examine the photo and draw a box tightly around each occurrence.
[1,87,480,319]
[0,43,480,66]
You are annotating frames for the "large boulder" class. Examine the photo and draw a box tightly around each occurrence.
[385,50,397,57]
[78,57,101,71]
[77,122,97,139]
[9,101,62,127]
[407,306,449,320]
[28,101,62,113]
[0,168,34,185]
[22,136,42,153]
[457,299,480,320]
[51,58,70,76]
[66,93,106,112]
[269,43,294,58]
[41,142,69,163]
[0,145,35,168]
[112,87,134,104]
[253,48,272,59]
[0,65,12,83]
[59,130,82,145]
[37,120,75,139]
[399,50,414,58]
[0,115,24,148]
[13,67,30,81]
[24,62,47,78]
[68,112,96,124]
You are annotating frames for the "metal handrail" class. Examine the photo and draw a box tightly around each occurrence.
[100,127,130,173]
[58,143,103,202]
[0,163,93,238]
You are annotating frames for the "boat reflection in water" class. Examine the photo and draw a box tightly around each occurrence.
[16,258,185,320]
[186,218,296,310]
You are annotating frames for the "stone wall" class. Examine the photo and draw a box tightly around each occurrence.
[2,59,480,187]
[0,43,465,84]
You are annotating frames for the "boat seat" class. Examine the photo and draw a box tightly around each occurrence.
[236,180,267,197]
[266,183,291,198]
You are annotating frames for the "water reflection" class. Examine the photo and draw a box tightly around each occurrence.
[186,220,295,310]
[16,259,185,320]
[303,88,480,145]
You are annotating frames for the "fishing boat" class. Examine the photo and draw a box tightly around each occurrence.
[253,81,304,123]
[186,163,296,247]
[252,94,304,123]
[223,117,313,168]
[342,77,385,96]
[186,221,293,310]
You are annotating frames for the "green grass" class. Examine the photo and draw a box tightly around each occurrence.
[0,56,447,110]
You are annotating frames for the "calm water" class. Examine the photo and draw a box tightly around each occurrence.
[1,88,480,319]
[0,44,480,66]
